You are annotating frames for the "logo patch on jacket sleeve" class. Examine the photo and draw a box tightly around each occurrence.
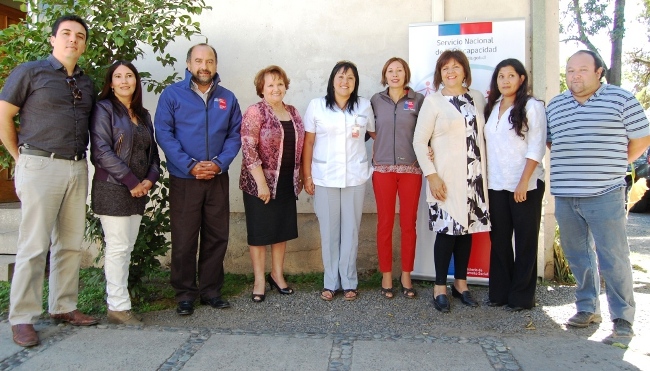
[216,98,227,110]
[403,100,414,111]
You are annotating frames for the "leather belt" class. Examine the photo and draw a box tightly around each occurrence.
[19,146,86,161]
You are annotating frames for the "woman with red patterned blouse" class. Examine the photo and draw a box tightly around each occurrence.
[239,65,305,303]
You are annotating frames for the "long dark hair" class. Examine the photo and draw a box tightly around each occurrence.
[325,60,360,113]
[484,58,533,139]
[98,60,147,122]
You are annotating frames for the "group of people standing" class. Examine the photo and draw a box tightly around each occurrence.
[1,14,648,349]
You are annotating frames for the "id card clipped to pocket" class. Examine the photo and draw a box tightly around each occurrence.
[351,114,360,139]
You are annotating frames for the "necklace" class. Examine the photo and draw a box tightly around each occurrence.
[441,87,466,96]
[270,104,290,121]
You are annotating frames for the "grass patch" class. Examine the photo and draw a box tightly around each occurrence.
[357,271,382,290]
[0,268,440,318]
[0,281,10,317]
[130,269,174,313]
[77,267,108,315]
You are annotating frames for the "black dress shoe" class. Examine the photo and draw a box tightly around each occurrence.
[200,297,231,309]
[267,274,294,295]
[176,301,194,315]
[485,300,506,307]
[251,293,266,303]
[433,294,450,313]
[451,286,479,307]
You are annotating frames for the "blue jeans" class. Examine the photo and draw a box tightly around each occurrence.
[555,188,635,323]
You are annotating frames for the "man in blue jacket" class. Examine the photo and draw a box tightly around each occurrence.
[155,43,242,315]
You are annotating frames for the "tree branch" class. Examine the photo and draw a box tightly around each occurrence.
[569,0,609,70]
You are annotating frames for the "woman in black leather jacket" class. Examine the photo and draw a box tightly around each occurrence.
[89,60,160,325]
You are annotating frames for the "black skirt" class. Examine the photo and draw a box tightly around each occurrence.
[242,174,298,245]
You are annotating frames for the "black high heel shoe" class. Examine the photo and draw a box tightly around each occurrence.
[267,274,294,295]
[251,293,266,303]
[451,285,479,307]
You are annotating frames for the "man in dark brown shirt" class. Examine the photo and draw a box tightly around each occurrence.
[0,14,98,348]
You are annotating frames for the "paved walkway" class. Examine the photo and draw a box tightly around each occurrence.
[1,310,648,370]
[0,213,648,370]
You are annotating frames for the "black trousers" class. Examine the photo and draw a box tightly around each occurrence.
[169,174,230,302]
[488,179,545,308]
[434,233,472,285]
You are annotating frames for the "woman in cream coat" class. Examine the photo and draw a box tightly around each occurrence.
[413,50,490,313]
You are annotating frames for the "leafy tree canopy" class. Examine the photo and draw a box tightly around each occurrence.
[560,0,625,86]
[629,0,650,108]
[0,0,211,168]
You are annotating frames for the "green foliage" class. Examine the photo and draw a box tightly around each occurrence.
[560,71,568,93]
[559,0,626,86]
[0,0,210,168]
[553,225,576,285]
[628,0,650,109]
[85,162,171,301]
[560,0,611,37]
[77,267,107,314]
[0,281,10,317]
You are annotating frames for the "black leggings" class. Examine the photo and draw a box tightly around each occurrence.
[434,233,472,285]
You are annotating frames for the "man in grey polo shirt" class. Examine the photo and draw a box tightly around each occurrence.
[0,14,98,347]
[547,50,650,338]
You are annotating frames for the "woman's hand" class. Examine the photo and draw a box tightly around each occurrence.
[515,159,538,203]
[304,176,315,196]
[514,181,528,203]
[141,179,153,191]
[130,183,149,198]
[257,182,271,204]
[427,173,447,201]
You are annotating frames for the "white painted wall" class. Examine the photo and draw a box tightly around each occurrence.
[139,0,437,213]
[131,0,559,277]
[138,0,547,213]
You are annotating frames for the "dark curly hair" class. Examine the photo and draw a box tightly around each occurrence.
[484,58,538,139]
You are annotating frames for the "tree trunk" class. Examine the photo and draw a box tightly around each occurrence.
[608,0,626,85]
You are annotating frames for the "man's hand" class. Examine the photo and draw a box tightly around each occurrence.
[190,161,220,180]
[0,101,20,161]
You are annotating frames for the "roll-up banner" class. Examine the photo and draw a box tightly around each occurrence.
[409,19,526,284]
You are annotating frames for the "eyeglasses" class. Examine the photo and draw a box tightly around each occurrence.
[65,77,82,101]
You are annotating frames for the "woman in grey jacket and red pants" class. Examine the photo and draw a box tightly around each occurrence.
[368,57,425,299]
[90,61,160,325]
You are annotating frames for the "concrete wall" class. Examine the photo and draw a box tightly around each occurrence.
[79,0,560,278]
[531,0,560,279]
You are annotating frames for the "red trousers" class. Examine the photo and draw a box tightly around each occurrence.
[372,172,422,272]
